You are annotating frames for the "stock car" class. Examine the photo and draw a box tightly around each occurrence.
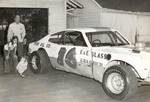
[28,27,150,100]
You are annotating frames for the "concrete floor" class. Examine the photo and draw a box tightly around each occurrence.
[0,57,150,102]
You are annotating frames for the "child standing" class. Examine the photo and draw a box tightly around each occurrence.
[16,37,28,78]
[4,36,18,73]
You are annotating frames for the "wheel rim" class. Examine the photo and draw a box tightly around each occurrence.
[31,55,38,70]
[106,72,125,94]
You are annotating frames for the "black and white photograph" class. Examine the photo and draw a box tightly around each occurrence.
[0,0,150,102]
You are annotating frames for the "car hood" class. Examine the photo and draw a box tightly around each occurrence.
[109,45,150,63]
[95,44,150,58]
[119,45,150,53]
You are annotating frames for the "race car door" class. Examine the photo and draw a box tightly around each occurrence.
[86,31,113,81]
[57,31,93,77]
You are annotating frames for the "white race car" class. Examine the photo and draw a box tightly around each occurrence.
[28,27,150,100]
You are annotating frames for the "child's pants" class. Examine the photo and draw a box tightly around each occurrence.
[4,50,18,73]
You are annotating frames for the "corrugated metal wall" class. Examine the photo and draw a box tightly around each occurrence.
[0,0,66,34]
[101,9,138,42]
[71,0,150,43]
[137,15,150,42]
[101,9,150,43]
[67,0,101,28]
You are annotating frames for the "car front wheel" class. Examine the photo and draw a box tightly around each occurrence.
[29,50,51,74]
[102,65,137,100]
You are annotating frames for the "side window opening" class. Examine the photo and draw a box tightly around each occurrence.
[63,31,87,47]
[49,31,87,47]
[86,31,129,47]
[49,31,64,44]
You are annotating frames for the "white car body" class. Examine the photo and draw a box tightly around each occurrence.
[29,27,150,82]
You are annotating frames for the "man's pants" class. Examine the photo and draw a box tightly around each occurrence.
[17,42,24,61]
[0,45,4,56]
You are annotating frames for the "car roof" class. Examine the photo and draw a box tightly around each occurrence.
[66,27,114,33]
[51,27,116,36]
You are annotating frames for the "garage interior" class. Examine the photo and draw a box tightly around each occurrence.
[0,0,150,102]
[0,8,48,42]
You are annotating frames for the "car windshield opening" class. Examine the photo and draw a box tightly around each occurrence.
[86,31,129,47]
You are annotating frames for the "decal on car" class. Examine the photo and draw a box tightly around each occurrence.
[46,44,51,48]
[34,42,40,46]
[80,49,89,56]
[57,47,77,69]
[92,52,111,60]
[80,49,111,60]
[40,43,45,47]
[65,48,77,69]
[57,47,67,66]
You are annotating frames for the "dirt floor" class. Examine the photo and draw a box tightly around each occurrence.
[0,57,150,102]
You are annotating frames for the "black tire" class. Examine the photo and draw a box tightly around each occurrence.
[102,65,137,100]
[29,49,51,74]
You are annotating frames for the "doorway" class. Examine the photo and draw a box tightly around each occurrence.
[0,8,48,43]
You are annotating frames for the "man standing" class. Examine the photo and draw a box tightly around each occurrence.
[7,15,26,61]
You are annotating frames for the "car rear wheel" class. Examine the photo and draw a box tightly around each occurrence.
[102,65,137,100]
[29,50,51,74]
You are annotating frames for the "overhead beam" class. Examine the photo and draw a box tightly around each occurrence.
[69,0,84,9]
[67,1,77,9]
[67,11,75,16]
